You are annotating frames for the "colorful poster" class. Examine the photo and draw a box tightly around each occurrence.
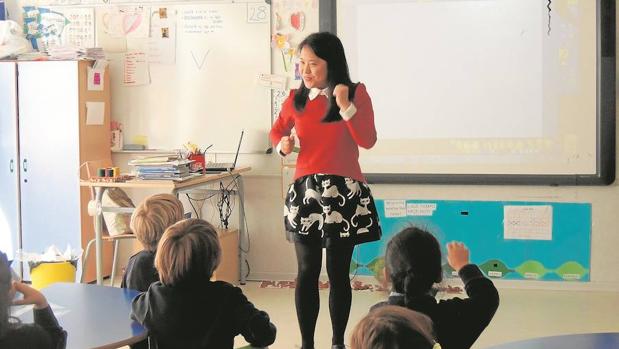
[22,6,66,50]
[353,200,591,283]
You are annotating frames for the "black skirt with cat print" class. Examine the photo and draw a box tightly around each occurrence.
[284,174,382,247]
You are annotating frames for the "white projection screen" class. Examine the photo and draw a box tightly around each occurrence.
[331,0,615,184]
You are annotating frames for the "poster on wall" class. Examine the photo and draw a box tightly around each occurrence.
[21,6,94,50]
[352,199,591,283]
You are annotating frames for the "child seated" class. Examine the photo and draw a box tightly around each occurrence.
[372,227,499,349]
[0,252,67,349]
[351,305,438,349]
[121,193,184,292]
[131,218,277,349]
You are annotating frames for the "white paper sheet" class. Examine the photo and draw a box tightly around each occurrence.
[123,51,150,86]
[257,73,287,90]
[86,102,105,125]
[406,203,437,216]
[148,7,177,64]
[504,205,553,240]
[384,200,407,218]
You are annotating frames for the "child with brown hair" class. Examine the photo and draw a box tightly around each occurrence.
[131,218,277,349]
[121,193,184,292]
[351,305,438,349]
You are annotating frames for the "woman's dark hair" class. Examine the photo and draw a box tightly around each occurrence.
[385,227,443,305]
[294,32,356,123]
[351,305,436,349]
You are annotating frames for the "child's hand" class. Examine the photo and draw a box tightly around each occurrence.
[11,282,49,309]
[280,135,295,155]
[447,242,470,272]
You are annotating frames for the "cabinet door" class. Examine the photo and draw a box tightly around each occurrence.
[0,62,20,262]
[18,61,81,266]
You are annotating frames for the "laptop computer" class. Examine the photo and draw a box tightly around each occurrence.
[205,130,244,172]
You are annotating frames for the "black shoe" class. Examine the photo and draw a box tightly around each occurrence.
[332,345,346,349]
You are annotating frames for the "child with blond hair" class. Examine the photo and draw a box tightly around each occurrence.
[131,218,277,349]
[121,193,184,292]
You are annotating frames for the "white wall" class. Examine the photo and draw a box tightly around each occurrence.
[7,0,616,290]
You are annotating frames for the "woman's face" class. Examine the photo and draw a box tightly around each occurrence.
[300,46,328,89]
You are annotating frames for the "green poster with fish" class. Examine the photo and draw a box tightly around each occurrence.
[352,200,591,282]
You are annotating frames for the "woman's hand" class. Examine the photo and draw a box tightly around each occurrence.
[11,282,49,309]
[333,84,351,111]
[280,135,296,155]
[447,242,470,272]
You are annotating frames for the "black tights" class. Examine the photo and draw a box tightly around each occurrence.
[294,242,354,349]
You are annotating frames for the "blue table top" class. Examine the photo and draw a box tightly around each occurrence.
[16,283,147,349]
[487,332,619,349]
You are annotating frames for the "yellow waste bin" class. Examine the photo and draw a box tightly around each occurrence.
[29,261,76,290]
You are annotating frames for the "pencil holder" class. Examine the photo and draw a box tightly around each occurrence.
[188,153,205,172]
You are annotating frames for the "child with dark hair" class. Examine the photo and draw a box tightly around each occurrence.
[0,252,67,349]
[131,219,277,349]
[372,227,499,349]
[351,305,439,349]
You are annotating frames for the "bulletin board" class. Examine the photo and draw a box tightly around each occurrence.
[352,199,591,283]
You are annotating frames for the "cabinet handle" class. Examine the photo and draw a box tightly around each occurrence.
[9,159,14,173]
[22,159,28,172]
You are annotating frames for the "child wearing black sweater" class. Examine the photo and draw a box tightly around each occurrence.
[121,193,184,292]
[0,252,67,349]
[372,227,499,349]
[131,218,277,349]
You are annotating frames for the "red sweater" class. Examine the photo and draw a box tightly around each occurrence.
[270,83,377,182]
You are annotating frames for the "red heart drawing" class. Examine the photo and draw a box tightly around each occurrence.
[290,12,305,31]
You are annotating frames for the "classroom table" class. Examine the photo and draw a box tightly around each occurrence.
[13,283,146,349]
[80,167,251,285]
[486,332,619,349]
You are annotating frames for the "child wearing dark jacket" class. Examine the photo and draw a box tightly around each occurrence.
[372,227,499,349]
[121,193,184,292]
[0,251,67,349]
[131,218,277,349]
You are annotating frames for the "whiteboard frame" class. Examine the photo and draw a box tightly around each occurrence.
[325,0,615,185]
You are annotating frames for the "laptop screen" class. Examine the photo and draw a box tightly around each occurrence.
[231,130,244,167]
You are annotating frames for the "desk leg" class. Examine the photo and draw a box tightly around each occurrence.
[94,187,104,285]
[238,176,247,285]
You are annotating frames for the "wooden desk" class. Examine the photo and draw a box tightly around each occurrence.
[80,167,251,285]
[14,283,146,349]
[487,333,619,349]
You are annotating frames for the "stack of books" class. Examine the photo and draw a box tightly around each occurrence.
[129,155,196,181]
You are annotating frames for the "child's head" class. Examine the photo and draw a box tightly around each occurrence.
[155,218,221,286]
[0,252,11,337]
[351,305,437,349]
[130,194,184,251]
[385,227,442,296]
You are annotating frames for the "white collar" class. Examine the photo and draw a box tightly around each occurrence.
[308,87,329,101]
